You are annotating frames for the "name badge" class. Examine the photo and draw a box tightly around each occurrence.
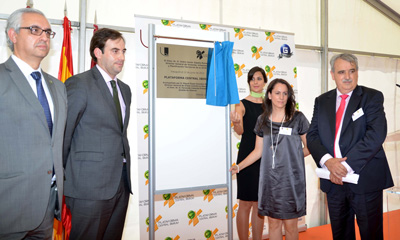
[279,127,292,135]
[352,108,364,121]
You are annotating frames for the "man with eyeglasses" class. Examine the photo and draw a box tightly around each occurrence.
[0,8,67,240]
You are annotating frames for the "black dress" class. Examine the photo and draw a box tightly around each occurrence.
[236,99,263,201]
[255,111,309,219]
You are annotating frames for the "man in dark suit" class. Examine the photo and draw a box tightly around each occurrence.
[0,8,67,239]
[307,53,394,240]
[63,28,132,239]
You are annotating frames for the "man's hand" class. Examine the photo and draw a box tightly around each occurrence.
[325,157,347,185]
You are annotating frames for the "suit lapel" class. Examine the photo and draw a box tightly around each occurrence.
[5,58,49,131]
[341,86,362,135]
[326,90,337,140]
[91,67,122,129]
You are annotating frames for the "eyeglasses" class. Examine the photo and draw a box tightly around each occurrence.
[19,26,56,39]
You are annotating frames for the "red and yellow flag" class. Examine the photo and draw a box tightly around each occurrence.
[54,15,74,240]
[58,16,73,83]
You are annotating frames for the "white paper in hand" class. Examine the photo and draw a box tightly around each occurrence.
[315,168,359,184]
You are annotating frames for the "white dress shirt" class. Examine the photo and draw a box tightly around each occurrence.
[96,65,126,123]
[320,89,354,174]
[12,55,54,122]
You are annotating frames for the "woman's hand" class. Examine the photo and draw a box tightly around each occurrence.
[229,164,239,175]
[230,111,240,124]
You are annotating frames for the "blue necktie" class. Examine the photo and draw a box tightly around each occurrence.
[31,71,53,136]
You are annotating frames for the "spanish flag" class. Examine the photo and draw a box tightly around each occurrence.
[53,15,73,240]
[58,16,74,82]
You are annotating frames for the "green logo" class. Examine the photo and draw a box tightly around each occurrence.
[146,217,150,225]
[161,20,169,25]
[144,170,149,180]
[163,194,171,200]
[143,125,149,134]
[165,238,172,240]
[188,210,195,219]
[200,24,207,29]
[234,28,240,33]
[293,67,297,74]
[142,80,148,89]
[265,65,271,73]
[265,32,271,36]
[203,189,210,195]
[296,102,299,110]
[225,206,228,213]
[204,230,212,238]
[236,142,240,150]
[251,46,257,53]
[234,63,239,71]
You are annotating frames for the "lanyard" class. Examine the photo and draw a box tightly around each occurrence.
[270,115,285,169]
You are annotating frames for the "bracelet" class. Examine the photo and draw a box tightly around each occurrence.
[237,164,240,173]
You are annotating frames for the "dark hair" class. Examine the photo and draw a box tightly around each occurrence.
[247,66,268,86]
[90,28,125,63]
[258,78,296,130]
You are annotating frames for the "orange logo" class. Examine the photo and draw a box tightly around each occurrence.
[163,193,178,208]
[188,209,202,226]
[200,24,212,30]
[205,228,219,240]
[248,222,252,237]
[144,170,149,185]
[147,215,162,232]
[265,65,276,79]
[226,203,239,219]
[265,32,275,43]
[234,28,245,40]
[251,46,263,60]
[234,63,245,78]
[203,189,215,202]
[161,20,175,26]
[143,125,149,139]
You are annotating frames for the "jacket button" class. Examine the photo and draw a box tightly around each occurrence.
[47,170,52,175]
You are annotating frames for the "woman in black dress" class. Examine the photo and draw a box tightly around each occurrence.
[230,66,267,240]
[231,79,310,240]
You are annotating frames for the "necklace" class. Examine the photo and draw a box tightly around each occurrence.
[270,115,285,169]
[250,91,264,98]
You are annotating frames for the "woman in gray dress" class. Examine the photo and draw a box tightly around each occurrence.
[231,79,310,240]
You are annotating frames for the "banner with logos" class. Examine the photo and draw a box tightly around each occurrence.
[135,15,303,239]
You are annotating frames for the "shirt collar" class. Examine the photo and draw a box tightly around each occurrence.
[12,55,42,77]
[96,64,117,84]
[336,88,353,99]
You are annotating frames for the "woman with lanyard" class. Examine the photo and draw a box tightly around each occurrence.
[231,78,310,240]
[230,66,267,240]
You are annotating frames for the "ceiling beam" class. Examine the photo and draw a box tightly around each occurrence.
[364,0,400,26]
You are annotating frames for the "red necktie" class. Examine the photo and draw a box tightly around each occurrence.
[334,94,348,157]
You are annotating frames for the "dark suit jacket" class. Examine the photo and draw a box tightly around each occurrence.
[63,66,131,200]
[307,85,393,194]
[0,57,67,234]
